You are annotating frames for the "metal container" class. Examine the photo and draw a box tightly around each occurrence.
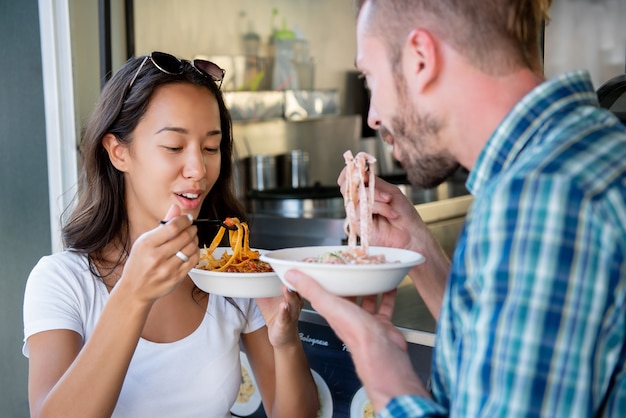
[249,154,277,191]
[277,149,310,188]
[247,186,345,219]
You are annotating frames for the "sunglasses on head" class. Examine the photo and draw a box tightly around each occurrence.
[128,51,225,91]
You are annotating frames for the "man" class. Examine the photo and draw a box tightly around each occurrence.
[285,0,626,416]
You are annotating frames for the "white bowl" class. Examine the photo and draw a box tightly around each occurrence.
[189,248,282,298]
[230,351,262,416]
[312,369,333,418]
[260,246,425,296]
[350,386,373,418]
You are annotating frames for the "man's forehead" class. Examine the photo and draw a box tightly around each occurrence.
[355,1,383,70]
[354,34,386,71]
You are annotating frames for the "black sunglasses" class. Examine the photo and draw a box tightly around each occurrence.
[128,51,225,91]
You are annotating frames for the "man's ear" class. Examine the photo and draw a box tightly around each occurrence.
[102,133,129,172]
[405,28,439,93]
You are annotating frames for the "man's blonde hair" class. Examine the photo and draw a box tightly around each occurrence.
[356,0,552,75]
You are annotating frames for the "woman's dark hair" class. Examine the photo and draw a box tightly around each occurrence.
[62,54,246,277]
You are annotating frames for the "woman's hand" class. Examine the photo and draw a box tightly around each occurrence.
[116,204,199,304]
[255,286,304,348]
[244,287,318,418]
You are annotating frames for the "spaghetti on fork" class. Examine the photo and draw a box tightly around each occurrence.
[197,217,273,273]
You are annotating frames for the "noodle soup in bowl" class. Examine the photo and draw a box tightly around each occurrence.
[260,246,425,297]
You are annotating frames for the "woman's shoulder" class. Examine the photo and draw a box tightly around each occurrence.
[23,250,102,355]
[31,250,90,275]
[27,250,96,293]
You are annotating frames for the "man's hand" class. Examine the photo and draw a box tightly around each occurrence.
[285,269,431,413]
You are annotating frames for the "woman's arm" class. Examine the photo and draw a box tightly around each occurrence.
[27,211,198,417]
[243,288,319,418]
[27,288,153,418]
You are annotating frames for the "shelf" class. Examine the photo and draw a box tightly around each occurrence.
[224,89,340,121]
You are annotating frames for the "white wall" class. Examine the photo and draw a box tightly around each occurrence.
[133,0,358,104]
[132,0,626,112]
[544,0,625,87]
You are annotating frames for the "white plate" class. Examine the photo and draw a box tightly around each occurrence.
[230,352,262,416]
[260,246,425,296]
[350,386,375,418]
[189,248,282,298]
[312,369,333,418]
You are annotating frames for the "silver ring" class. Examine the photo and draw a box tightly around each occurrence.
[175,251,189,262]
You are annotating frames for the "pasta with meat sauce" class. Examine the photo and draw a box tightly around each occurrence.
[197,217,274,273]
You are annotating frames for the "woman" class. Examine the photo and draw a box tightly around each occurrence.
[23,51,319,418]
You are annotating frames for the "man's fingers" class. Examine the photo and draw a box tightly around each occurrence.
[285,269,361,329]
[376,289,398,318]
[359,294,379,313]
[285,269,330,307]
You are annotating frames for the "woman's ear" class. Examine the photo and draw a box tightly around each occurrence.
[405,28,439,93]
[102,133,129,172]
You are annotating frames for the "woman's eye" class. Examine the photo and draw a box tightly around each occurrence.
[204,147,220,154]
[163,146,182,152]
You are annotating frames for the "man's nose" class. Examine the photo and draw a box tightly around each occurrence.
[367,105,381,131]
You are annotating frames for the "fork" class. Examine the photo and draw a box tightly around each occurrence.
[159,219,238,230]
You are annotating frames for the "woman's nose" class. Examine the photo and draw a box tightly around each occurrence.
[182,148,206,179]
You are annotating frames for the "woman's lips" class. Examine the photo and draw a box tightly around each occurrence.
[175,191,203,209]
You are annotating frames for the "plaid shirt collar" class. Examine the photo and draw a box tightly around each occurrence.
[466,70,599,196]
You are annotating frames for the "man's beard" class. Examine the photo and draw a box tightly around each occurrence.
[387,76,459,189]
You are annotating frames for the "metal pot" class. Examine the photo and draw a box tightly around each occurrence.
[277,149,310,188]
[248,154,277,191]
[247,185,345,219]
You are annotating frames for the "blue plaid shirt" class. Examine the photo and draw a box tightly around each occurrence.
[380,71,626,417]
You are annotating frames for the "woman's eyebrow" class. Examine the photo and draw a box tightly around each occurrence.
[206,129,222,136]
[155,126,188,135]
[155,126,221,136]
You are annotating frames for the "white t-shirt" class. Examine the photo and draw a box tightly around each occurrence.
[23,251,265,418]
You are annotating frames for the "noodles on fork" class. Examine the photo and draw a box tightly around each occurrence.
[303,150,389,265]
[343,150,377,252]
[198,217,273,273]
